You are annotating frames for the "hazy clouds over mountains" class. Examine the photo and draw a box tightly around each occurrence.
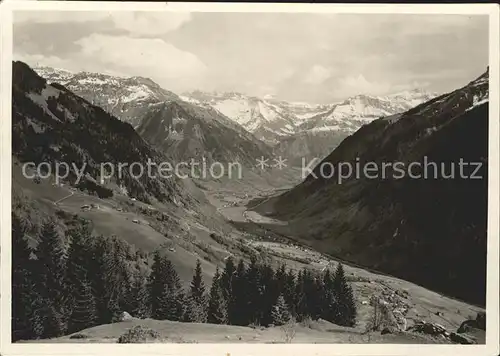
[14,12,488,103]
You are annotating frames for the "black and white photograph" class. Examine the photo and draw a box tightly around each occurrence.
[0,2,499,355]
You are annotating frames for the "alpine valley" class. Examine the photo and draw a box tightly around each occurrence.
[11,61,488,346]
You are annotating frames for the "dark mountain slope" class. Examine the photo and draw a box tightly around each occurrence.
[12,61,187,204]
[136,100,272,166]
[256,70,489,305]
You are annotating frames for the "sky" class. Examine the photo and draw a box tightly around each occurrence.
[13,11,489,104]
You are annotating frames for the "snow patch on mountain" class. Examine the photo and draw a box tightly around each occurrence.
[182,91,301,144]
[26,84,63,122]
[121,85,154,103]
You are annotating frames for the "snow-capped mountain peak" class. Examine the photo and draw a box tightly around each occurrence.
[33,65,179,127]
[182,90,300,144]
[298,89,439,134]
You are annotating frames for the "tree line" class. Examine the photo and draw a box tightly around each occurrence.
[12,213,356,341]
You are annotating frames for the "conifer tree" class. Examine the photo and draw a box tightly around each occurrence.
[283,269,296,317]
[126,272,150,319]
[207,267,227,324]
[321,268,338,323]
[220,256,236,303]
[332,263,357,327]
[229,259,248,325]
[11,214,36,341]
[271,294,291,326]
[30,299,64,339]
[88,237,119,324]
[311,272,324,319]
[294,270,307,320]
[258,263,276,325]
[186,259,207,322]
[148,252,184,321]
[35,220,67,336]
[148,252,166,319]
[297,269,322,320]
[37,221,67,301]
[163,259,185,321]
[189,260,206,302]
[68,278,97,333]
[274,264,287,297]
[244,256,261,325]
[66,223,93,297]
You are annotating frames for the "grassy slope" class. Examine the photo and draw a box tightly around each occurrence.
[24,318,449,344]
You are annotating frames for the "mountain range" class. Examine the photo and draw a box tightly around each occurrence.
[34,66,437,161]
[33,66,180,128]
[182,89,437,150]
[274,90,438,163]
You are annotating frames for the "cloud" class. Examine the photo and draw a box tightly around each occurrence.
[13,12,488,103]
[14,11,192,35]
[329,74,432,98]
[336,74,391,96]
[76,34,206,87]
[303,65,333,85]
[14,52,129,77]
[111,12,192,36]
[14,11,113,24]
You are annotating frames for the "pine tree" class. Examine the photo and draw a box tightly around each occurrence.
[163,259,185,321]
[65,224,92,311]
[283,269,296,317]
[88,237,117,324]
[220,256,236,304]
[186,259,207,322]
[37,221,67,302]
[207,267,227,324]
[105,238,129,322]
[126,272,150,319]
[332,263,357,327]
[35,220,67,336]
[148,252,166,319]
[271,294,291,326]
[11,214,36,341]
[190,259,206,301]
[321,268,338,323]
[296,268,322,320]
[294,270,305,320]
[66,224,92,295]
[274,264,287,297]
[244,256,262,325]
[68,278,97,333]
[311,272,324,319]
[30,298,65,339]
[258,263,276,326]
[229,259,248,325]
[148,252,184,321]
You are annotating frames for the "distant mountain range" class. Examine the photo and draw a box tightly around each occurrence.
[181,90,330,145]
[182,90,437,149]
[255,69,489,305]
[34,66,437,159]
[274,90,438,162]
